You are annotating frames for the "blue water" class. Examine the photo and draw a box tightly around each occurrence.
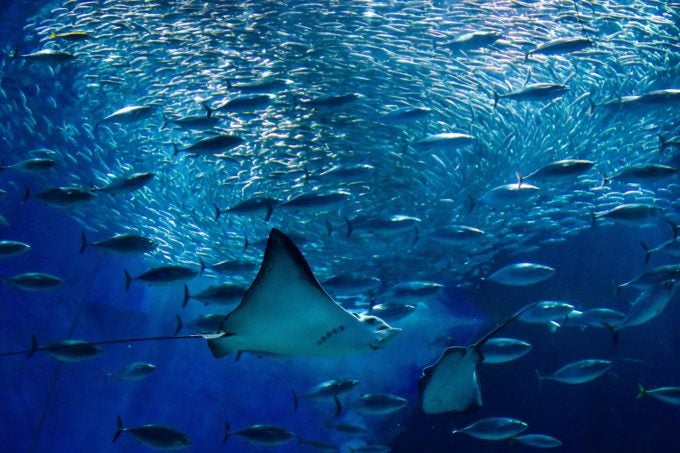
[1,1,679,452]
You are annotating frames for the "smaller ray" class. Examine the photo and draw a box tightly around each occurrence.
[419,303,537,414]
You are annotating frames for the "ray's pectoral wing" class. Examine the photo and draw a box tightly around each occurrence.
[419,346,482,414]
[208,228,362,358]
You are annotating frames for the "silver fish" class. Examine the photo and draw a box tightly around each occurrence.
[605,163,677,184]
[176,134,245,156]
[30,336,101,362]
[453,417,528,441]
[494,83,568,108]
[637,384,680,405]
[614,280,676,330]
[19,48,75,62]
[514,434,562,448]
[93,172,155,195]
[487,263,555,286]
[0,240,31,258]
[124,266,199,291]
[113,417,191,449]
[106,362,157,381]
[480,337,532,364]
[0,158,56,172]
[182,283,246,307]
[80,233,157,255]
[594,203,663,226]
[538,359,611,384]
[215,197,280,222]
[526,36,592,59]
[413,132,475,150]
[95,105,154,130]
[442,31,502,51]
[353,393,408,415]
[519,159,594,183]
[223,423,297,446]
[477,183,540,208]
[33,187,95,208]
[7,272,63,291]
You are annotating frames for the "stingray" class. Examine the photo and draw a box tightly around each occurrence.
[0,229,400,361]
[419,302,537,414]
[207,228,401,358]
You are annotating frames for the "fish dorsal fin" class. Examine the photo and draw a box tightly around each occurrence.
[208,229,399,358]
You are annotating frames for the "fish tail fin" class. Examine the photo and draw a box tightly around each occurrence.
[242,236,249,251]
[640,242,651,266]
[659,135,667,152]
[199,257,206,274]
[201,101,213,118]
[333,395,342,418]
[451,428,461,436]
[603,322,619,346]
[292,390,299,413]
[160,112,169,130]
[523,67,533,87]
[524,52,529,62]
[600,175,610,187]
[28,335,38,358]
[213,203,221,221]
[182,285,190,308]
[466,193,476,214]
[22,186,30,202]
[492,90,499,109]
[344,216,353,238]
[548,321,561,333]
[637,383,647,399]
[587,97,596,115]
[612,278,621,299]
[264,204,273,222]
[670,221,679,239]
[516,172,523,188]
[124,270,132,292]
[535,369,544,390]
[367,291,377,311]
[113,416,124,443]
[412,227,420,246]
[79,232,88,254]
[173,143,180,156]
[49,32,57,39]
[222,422,231,443]
[174,314,183,336]
[325,219,332,237]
